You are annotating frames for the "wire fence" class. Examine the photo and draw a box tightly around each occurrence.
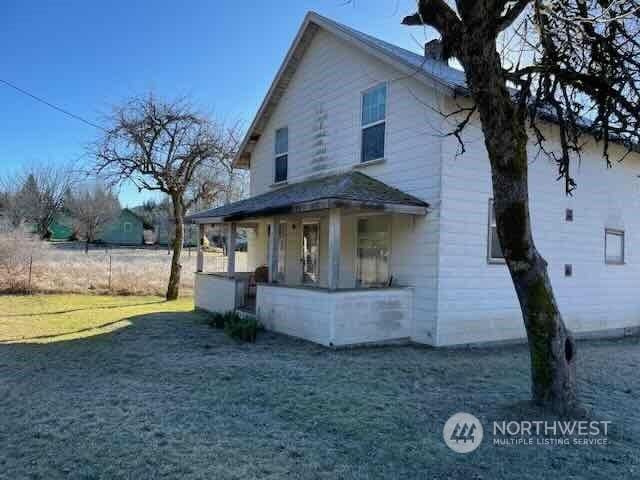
[0,241,247,296]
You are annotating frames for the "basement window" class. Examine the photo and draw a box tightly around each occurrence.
[274,127,288,183]
[487,199,505,263]
[605,229,624,264]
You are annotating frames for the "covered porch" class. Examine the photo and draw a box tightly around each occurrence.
[187,172,428,347]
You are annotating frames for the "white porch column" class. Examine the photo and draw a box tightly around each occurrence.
[227,223,236,274]
[196,224,205,273]
[267,218,279,283]
[328,208,341,290]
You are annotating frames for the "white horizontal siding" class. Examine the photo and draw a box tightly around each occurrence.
[437,101,640,345]
[248,29,446,345]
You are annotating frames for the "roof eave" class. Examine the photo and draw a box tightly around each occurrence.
[232,11,458,169]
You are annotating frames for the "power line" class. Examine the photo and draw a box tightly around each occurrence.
[0,78,107,132]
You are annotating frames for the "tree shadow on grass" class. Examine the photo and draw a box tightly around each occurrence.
[3,300,168,318]
[0,307,211,347]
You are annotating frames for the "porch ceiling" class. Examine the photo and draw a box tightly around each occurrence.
[186,172,429,224]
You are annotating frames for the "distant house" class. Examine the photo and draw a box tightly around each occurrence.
[48,214,74,241]
[98,209,146,246]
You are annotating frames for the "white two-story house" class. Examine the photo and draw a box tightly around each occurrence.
[187,11,640,347]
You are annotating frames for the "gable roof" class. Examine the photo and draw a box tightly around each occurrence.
[233,11,467,169]
[186,171,428,223]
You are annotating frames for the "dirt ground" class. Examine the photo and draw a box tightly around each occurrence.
[0,296,638,479]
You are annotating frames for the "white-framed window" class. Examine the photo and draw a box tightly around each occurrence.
[361,83,387,163]
[356,215,391,287]
[605,228,624,264]
[487,199,505,263]
[274,127,288,183]
[123,222,132,233]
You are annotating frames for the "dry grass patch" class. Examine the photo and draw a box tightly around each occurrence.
[0,237,246,296]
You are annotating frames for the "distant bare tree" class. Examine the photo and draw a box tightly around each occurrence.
[93,94,240,300]
[67,183,120,253]
[1,163,75,238]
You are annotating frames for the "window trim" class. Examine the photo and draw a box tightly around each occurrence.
[487,198,506,264]
[359,82,388,164]
[604,228,625,265]
[274,126,288,183]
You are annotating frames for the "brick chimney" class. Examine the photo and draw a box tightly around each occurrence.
[424,39,445,61]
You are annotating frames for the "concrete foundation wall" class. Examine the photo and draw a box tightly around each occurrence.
[256,284,413,346]
[331,288,413,346]
[194,274,237,313]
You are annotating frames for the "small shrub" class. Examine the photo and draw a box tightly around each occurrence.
[225,315,262,343]
[207,311,262,342]
[207,311,228,329]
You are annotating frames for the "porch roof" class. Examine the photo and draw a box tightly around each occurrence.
[186,172,429,224]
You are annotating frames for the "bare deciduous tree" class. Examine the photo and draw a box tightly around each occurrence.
[66,182,120,253]
[93,94,240,300]
[402,0,640,413]
[1,164,74,238]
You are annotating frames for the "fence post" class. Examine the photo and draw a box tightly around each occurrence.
[108,255,112,291]
[28,254,33,294]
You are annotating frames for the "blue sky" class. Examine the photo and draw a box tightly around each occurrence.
[1,0,432,205]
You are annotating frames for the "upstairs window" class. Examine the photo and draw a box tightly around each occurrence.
[605,229,624,264]
[487,199,505,263]
[274,127,288,183]
[361,83,387,163]
[123,222,132,233]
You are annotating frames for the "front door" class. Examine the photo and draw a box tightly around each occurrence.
[301,222,320,285]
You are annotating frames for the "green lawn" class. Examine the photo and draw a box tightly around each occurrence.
[0,294,638,479]
[0,294,193,343]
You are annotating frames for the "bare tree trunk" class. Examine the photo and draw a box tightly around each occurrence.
[459,39,578,413]
[166,195,184,301]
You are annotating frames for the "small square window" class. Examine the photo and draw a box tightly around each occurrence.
[565,209,573,222]
[605,229,624,264]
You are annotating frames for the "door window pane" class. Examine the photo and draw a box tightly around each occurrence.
[277,223,287,282]
[302,223,319,284]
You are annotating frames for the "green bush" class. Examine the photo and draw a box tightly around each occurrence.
[208,311,262,342]
[207,311,238,329]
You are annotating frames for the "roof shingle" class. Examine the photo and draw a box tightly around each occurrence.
[186,172,428,223]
